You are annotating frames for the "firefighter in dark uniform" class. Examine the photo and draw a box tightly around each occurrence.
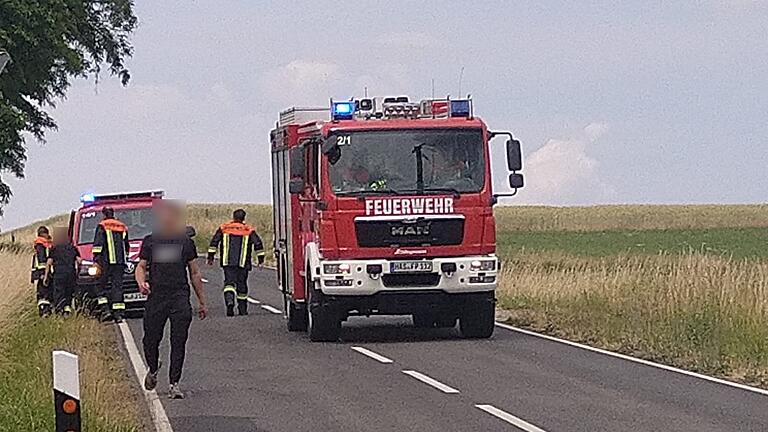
[207,209,265,316]
[92,207,130,323]
[31,226,53,316]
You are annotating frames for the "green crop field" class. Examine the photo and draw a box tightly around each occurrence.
[497,227,768,259]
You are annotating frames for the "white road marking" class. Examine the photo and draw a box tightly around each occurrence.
[475,405,547,432]
[402,370,460,394]
[246,297,261,305]
[351,346,394,364]
[117,322,174,432]
[201,278,209,283]
[495,322,768,398]
[260,304,282,314]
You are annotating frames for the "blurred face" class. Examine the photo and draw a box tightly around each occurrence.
[153,200,186,235]
[53,227,69,245]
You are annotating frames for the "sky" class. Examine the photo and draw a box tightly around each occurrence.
[2,0,767,230]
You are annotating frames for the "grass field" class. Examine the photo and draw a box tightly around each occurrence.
[492,205,768,388]
[0,251,141,432]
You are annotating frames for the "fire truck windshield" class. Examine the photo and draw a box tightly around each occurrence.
[77,207,153,244]
[328,128,485,196]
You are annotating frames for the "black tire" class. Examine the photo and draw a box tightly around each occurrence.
[307,269,341,342]
[286,299,308,332]
[459,300,495,339]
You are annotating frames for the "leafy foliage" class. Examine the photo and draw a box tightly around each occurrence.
[0,0,137,211]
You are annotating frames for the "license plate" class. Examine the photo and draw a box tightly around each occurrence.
[124,292,147,302]
[390,261,433,273]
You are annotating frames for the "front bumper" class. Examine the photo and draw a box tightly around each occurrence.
[317,255,497,296]
[77,272,146,310]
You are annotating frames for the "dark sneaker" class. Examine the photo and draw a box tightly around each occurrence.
[144,370,158,391]
[168,383,185,399]
[226,304,235,317]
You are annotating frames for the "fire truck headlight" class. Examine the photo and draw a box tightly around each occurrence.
[323,263,351,275]
[470,260,496,272]
[80,260,100,277]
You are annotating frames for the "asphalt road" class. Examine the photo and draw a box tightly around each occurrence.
[126,264,768,432]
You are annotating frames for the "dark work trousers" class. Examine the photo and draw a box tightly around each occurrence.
[53,276,76,314]
[35,278,52,310]
[100,264,125,315]
[142,292,193,384]
[223,266,249,312]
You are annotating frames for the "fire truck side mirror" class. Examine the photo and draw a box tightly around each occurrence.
[508,173,524,189]
[506,139,522,171]
[289,178,304,194]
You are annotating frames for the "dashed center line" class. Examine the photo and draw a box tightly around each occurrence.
[260,304,282,314]
[351,346,394,364]
[246,297,261,305]
[201,278,209,283]
[475,405,548,432]
[402,370,460,394]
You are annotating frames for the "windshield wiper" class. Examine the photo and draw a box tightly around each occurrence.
[422,187,462,198]
[336,189,403,197]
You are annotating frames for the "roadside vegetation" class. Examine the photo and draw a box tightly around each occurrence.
[494,204,768,388]
[0,250,141,431]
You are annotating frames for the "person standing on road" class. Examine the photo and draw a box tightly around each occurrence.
[136,200,207,400]
[31,226,53,316]
[92,207,130,323]
[44,227,82,316]
[207,209,266,316]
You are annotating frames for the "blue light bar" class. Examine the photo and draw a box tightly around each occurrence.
[80,193,96,203]
[450,100,471,118]
[332,101,355,120]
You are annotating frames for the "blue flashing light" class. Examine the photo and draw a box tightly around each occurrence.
[332,101,356,120]
[80,193,96,203]
[450,99,471,118]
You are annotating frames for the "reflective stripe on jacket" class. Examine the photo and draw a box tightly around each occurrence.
[31,236,52,279]
[92,218,129,265]
[208,221,265,269]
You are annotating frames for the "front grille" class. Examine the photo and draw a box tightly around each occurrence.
[382,273,441,288]
[356,217,464,248]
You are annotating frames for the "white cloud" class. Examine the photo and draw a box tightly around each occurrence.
[516,122,615,205]
[260,60,340,106]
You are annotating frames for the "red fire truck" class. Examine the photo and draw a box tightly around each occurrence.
[271,97,523,341]
[69,190,163,314]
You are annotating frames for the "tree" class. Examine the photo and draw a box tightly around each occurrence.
[0,0,137,212]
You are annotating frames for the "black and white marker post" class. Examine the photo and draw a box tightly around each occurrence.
[53,350,81,431]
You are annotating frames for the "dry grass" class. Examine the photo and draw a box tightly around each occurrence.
[495,204,768,232]
[0,252,32,342]
[497,251,768,387]
[0,251,141,431]
[0,214,69,244]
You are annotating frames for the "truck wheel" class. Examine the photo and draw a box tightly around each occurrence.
[459,301,495,339]
[286,300,308,332]
[307,271,340,342]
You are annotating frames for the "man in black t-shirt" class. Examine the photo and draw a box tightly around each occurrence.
[135,201,207,399]
[44,227,82,315]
